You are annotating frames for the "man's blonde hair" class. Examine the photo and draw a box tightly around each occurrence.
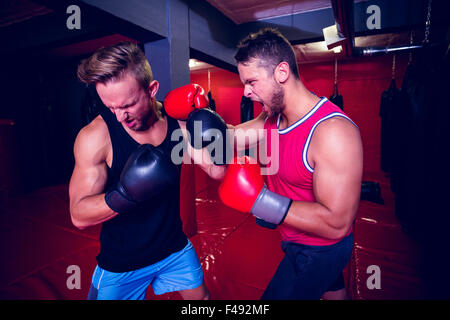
[77,41,153,89]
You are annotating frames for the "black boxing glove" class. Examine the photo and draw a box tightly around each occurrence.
[186,108,231,165]
[105,144,178,214]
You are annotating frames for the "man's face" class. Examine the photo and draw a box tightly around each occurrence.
[96,73,154,131]
[237,59,285,118]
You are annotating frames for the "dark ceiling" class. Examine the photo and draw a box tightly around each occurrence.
[0,0,448,66]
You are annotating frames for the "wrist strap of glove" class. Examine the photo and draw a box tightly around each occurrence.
[251,186,292,225]
[256,217,278,229]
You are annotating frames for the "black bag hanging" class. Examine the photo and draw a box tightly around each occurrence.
[391,0,450,244]
[329,84,343,110]
[208,91,216,111]
[329,57,344,110]
[379,55,401,173]
[207,69,216,111]
[240,95,254,123]
[379,79,398,174]
[394,45,450,298]
[240,96,254,160]
[393,44,449,238]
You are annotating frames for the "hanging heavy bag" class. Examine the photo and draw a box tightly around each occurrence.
[379,78,401,173]
[393,44,449,240]
[240,95,253,122]
[208,91,216,111]
[329,58,344,110]
[329,82,344,110]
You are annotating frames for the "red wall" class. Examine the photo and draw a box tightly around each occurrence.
[298,55,409,179]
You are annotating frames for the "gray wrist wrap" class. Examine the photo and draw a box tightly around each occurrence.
[250,186,292,225]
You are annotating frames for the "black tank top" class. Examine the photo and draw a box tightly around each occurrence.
[97,106,188,272]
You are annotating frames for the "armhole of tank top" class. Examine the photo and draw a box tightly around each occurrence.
[302,113,355,173]
[99,110,120,172]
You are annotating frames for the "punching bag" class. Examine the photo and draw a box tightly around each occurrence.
[240,95,253,122]
[208,91,216,111]
[207,69,216,111]
[393,44,449,240]
[329,58,344,110]
[379,78,401,173]
[395,44,450,299]
[239,96,255,158]
[329,83,344,110]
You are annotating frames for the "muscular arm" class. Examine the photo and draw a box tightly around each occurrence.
[69,118,117,229]
[177,120,226,180]
[283,117,363,239]
[228,111,267,152]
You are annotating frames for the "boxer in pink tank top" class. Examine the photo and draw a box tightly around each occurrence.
[265,97,356,246]
[219,28,363,300]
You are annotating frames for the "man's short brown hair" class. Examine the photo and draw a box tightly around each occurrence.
[234,28,300,79]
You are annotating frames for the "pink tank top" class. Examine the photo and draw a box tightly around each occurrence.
[264,97,356,246]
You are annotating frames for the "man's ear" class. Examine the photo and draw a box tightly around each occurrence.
[148,80,159,98]
[274,62,290,84]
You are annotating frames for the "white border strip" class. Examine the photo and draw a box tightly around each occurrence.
[277,97,328,134]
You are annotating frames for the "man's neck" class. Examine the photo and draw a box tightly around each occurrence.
[279,81,320,129]
[145,100,162,129]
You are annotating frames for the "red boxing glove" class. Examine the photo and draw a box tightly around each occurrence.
[219,156,292,226]
[218,156,264,212]
[163,84,209,120]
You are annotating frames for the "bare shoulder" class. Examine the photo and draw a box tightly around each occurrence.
[74,115,110,165]
[314,116,360,145]
[309,116,362,165]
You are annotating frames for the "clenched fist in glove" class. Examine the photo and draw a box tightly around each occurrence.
[218,156,292,226]
[105,144,178,214]
[164,84,209,120]
[164,84,229,165]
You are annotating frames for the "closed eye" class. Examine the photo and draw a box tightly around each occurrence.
[108,100,137,111]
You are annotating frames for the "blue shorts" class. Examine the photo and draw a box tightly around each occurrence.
[261,233,353,300]
[87,240,204,300]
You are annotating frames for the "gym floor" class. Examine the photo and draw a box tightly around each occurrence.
[0,166,425,300]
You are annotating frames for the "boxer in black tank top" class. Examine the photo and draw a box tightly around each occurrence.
[69,42,222,300]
